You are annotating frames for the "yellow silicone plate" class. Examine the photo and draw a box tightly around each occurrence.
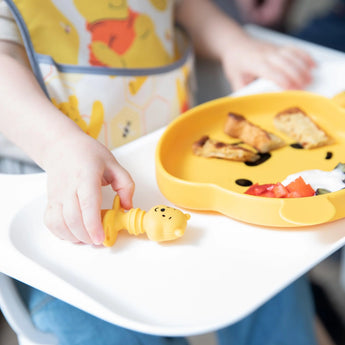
[155,91,345,227]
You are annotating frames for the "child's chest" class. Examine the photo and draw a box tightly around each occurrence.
[11,0,176,66]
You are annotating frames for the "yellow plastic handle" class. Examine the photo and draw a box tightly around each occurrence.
[279,196,335,225]
[102,196,190,247]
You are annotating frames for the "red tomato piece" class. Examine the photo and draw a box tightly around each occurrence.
[272,183,289,198]
[244,177,315,198]
[244,183,275,196]
[287,191,301,198]
[286,176,315,197]
[260,190,276,198]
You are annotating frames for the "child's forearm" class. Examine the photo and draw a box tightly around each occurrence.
[176,0,250,61]
[0,46,84,169]
[0,43,135,246]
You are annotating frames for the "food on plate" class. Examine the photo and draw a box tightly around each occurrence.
[245,176,315,198]
[224,112,285,153]
[192,135,260,162]
[281,162,345,195]
[273,107,331,149]
[244,163,345,198]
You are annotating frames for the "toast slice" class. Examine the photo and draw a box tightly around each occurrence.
[224,112,285,153]
[273,107,330,149]
[192,135,259,162]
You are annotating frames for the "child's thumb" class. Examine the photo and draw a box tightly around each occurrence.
[108,165,135,209]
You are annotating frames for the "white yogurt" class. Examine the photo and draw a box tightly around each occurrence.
[281,168,345,193]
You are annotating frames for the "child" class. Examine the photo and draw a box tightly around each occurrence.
[178,0,315,91]
[0,0,316,246]
[0,0,317,344]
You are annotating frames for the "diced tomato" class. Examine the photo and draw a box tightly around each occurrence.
[272,183,289,198]
[287,191,301,198]
[286,176,315,197]
[244,176,315,198]
[260,190,276,198]
[245,183,275,196]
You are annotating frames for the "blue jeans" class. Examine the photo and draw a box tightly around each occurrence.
[216,275,317,345]
[293,1,345,52]
[15,275,317,345]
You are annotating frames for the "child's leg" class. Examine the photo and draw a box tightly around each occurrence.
[293,6,345,53]
[0,156,42,174]
[216,275,317,345]
[15,281,189,345]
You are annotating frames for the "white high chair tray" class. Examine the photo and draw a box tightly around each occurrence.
[2,27,345,337]
[1,124,345,337]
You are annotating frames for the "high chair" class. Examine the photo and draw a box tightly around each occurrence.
[0,272,217,345]
[0,273,57,345]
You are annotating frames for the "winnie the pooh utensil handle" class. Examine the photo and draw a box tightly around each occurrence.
[101,195,190,247]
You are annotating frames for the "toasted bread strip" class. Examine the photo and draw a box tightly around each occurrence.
[192,135,260,162]
[224,113,285,153]
[273,107,330,149]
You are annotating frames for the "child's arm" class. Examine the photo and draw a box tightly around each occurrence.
[0,41,134,244]
[176,0,315,91]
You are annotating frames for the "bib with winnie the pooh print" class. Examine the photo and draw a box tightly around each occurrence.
[6,0,194,149]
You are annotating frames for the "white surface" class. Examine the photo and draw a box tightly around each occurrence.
[1,26,345,337]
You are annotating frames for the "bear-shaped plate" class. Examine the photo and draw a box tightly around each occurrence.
[155,91,345,227]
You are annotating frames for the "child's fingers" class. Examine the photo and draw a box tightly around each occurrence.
[246,60,290,88]
[63,193,93,244]
[226,71,246,91]
[268,47,315,89]
[279,48,312,74]
[227,71,255,91]
[76,172,104,245]
[279,49,314,84]
[107,162,135,210]
[284,46,316,68]
[116,181,135,210]
[44,203,80,243]
[265,54,310,89]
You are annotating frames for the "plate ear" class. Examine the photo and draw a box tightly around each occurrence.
[279,197,335,225]
[332,91,345,109]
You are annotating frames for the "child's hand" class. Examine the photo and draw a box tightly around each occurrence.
[221,38,315,91]
[42,133,134,245]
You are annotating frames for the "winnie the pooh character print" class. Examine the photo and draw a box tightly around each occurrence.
[73,0,173,68]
